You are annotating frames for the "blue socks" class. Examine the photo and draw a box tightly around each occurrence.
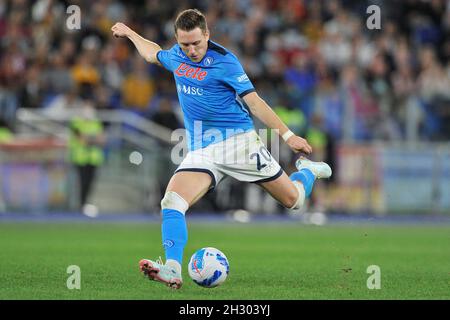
[290,169,315,197]
[161,208,187,264]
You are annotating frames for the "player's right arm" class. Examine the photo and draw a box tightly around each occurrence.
[111,22,162,65]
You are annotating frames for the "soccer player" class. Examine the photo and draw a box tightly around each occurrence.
[111,9,331,289]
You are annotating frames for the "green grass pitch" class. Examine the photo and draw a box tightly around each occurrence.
[0,221,449,300]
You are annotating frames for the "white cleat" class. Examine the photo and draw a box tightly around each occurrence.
[139,258,183,289]
[295,157,332,179]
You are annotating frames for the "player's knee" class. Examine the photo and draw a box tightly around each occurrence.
[286,181,305,210]
[161,191,189,214]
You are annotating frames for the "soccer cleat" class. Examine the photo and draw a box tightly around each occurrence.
[295,157,332,179]
[139,258,182,289]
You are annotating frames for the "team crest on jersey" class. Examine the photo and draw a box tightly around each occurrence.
[203,56,214,66]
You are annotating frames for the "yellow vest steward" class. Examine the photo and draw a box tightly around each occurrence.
[69,118,104,166]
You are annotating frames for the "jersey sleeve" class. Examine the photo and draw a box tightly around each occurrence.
[156,45,177,72]
[222,57,255,98]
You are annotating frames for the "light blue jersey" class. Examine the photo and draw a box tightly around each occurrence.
[157,40,255,150]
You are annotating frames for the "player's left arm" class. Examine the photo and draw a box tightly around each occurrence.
[243,92,312,154]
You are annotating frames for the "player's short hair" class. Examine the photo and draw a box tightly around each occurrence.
[174,9,208,35]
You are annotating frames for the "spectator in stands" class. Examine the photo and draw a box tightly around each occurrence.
[417,46,450,139]
[42,53,74,98]
[71,50,101,101]
[18,63,44,110]
[284,53,318,121]
[43,88,84,119]
[150,96,182,131]
[121,53,155,113]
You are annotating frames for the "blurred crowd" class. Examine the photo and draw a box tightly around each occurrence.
[0,0,449,142]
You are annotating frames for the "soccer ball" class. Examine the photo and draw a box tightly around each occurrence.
[188,247,229,288]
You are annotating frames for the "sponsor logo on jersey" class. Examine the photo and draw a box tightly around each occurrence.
[177,84,204,96]
[237,74,249,83]
[175,63,208,80]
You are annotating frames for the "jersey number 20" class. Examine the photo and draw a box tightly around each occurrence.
[250,147,271,171]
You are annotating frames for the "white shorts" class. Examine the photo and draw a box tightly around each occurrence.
[176,130,283,190]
